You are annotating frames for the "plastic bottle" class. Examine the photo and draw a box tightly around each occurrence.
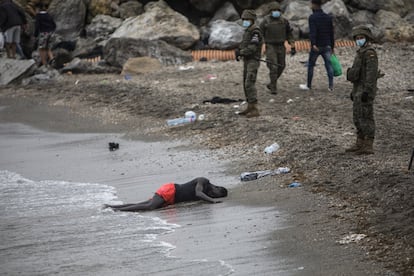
[264,143,280,154]
[289,182,301,188]
[240,172,258,181]
[166,117,195,126]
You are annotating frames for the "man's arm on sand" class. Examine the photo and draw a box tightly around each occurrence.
[195,182,221,203]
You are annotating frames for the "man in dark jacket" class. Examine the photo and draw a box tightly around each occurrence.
[0,0,27,59]
[299,0,334,92]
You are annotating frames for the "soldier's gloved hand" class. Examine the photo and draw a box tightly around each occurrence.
[361,92,369,102]
[350,93,353,101]
[235,49,241,61]
[290,48,296,56]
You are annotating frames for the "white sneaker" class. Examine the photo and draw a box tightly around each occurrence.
[299,84,310,91]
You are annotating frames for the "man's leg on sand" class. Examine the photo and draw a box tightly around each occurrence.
[106,194,165,212]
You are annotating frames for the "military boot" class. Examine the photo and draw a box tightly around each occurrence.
[238,103,259,117]
[266,82,277,95]
[355,138,374,155]
[238,103,254,116]
[345,136,364,153]
[246,103,260,117]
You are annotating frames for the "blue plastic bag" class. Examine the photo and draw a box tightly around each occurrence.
[330,54,342,77]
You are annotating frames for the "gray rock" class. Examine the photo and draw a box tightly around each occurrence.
[60,58,121,74]
[119,1,143,20]
[0,59,36,86]
[22,67,62,85]
[351,10,376,27]
[110,0,200,50]
[189,0,222,13]
[86,15,123,41]
[285,1,312,38]
[103,37,193,67]
[49,0,88,40]
[284,1,312,22]
[347,0,409,17]
[208,20,244,50]
[323,0,352,39]
[376,10,414,42]
[209,2,239,24]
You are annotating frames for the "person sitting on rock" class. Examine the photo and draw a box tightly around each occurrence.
[104,177,228,212]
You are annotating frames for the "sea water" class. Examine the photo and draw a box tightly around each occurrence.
[0,170,233,276]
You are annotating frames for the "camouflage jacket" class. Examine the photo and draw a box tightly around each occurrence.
[239,24,263,60]
[259,15,294,46]
[347,45,379,96]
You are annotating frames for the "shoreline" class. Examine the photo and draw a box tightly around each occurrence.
[0,95,395,275]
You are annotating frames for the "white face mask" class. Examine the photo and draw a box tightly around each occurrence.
[242,20,251,28]
[356,38,366,47]
[271,11,281,18]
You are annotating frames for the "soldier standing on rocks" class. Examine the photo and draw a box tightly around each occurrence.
[259,2,296,95]
[345,26,379,155]
[235,9,263,118]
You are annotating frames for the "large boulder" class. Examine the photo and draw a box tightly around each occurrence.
[49,0,87,40]
[118,1,143,19]
[110,0,200,50]
[86,15,122,41]
[209,2,239,24]
[375,10,414,42]
[88,0,112,18]
[347,0,409,17]
[323,0,352,39]
[189,0,222,13]
[103,37,193,67]
[284,1,312,38]
[208,20,244,50]
[0,59,36,85]
[121,57,162,75]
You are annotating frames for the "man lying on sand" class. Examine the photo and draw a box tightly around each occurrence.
[104,177,228,212]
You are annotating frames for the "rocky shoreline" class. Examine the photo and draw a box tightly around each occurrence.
[1,42,413,274]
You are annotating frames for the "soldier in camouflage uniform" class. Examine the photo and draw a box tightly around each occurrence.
[259,2,296,94]
[235,9,263,117]
[346,26,379,154]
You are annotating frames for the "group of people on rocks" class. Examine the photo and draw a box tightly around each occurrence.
[236,0,380,155]
[0,0,55,66]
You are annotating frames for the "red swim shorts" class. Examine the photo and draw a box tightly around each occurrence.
[155,183,176,205]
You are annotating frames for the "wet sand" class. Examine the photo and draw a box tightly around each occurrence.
[0,98,394,275]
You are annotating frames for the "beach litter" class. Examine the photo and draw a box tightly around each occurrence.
[240,167,290,181]
[264,143,280,154]
[288,182,302,188]
[108,142,119,151]
[178,65,195,71]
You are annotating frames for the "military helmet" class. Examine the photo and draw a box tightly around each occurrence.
[241,9,257,21]
[268,2,281,11]
[352,25,374,41]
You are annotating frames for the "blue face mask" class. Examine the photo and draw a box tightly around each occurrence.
[356,38,366,47]
[271,11,281,18]
[242,20,251,28]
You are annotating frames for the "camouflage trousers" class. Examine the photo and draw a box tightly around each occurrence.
[353,97,375,139]
[265,44,286,90]
[243,58,260,103]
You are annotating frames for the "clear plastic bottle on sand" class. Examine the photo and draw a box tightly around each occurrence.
[166,117,194,126]
[264,143,280,154]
